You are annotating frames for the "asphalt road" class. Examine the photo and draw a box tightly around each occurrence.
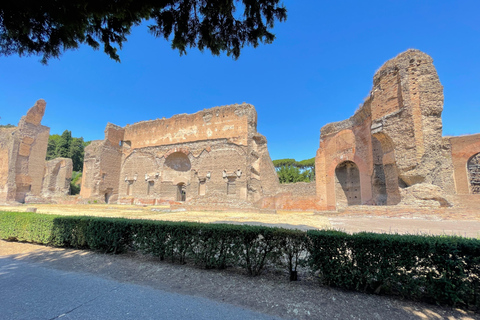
[0,258,281,320]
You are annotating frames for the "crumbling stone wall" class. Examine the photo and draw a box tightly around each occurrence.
[0,100,74,203]
[80,104,279,205]
[41,157,73,198]
[80,123,124,203]
[316,50,458,210]
[260,182,320,211]
[0,100,50,203]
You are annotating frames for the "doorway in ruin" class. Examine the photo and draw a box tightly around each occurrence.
[104,188,113,204]
[177,183,186,201]
[335,161,361,206]
[371,134,401,205]
[468,152,480,194]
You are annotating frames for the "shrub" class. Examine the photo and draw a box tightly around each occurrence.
[1,211,478,310]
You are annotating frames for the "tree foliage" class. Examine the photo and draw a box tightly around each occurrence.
[46,130,88,172]
[0,0,287,64]
[273,157,315,184]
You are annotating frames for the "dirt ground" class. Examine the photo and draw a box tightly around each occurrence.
[1,240,478,320]
[1,203,480,319]
[1,203,479,237]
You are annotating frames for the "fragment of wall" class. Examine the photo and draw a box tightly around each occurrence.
[315,49,456,210]
[0,127,16,202]
[41,157,73,198]
[0,100,50,203]
[122,104,257,149]
[80,123,124,202]
[260,182,321,211]
[369,49,454,191]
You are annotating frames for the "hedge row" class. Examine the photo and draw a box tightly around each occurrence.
[1,211,479,310]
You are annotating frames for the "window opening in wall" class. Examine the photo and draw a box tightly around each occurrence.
[105,188,113,204]
[126,180,133,196]
[468,153,480,194]
[199,180,206,196]
[177,183,186,201]
[227,177,236,195]
[147,181,154,195]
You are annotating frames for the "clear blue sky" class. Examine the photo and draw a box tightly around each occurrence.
[1,1,479,161]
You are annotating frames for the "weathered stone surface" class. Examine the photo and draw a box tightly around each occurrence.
[315,49,477,210]
[80,104,279,206]
[399,183,452,207]
[41,158,73,198]
[0,100,50,203]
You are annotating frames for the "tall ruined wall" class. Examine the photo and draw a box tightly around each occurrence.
[369,49,454,190]
[0,100,50,203]
[316,49,455,210]
[80,124,124,202]
[80,103,278,205]
[0,127,16,202]
[122,104,256,149]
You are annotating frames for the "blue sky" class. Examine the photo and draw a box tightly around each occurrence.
[0,0,479,161]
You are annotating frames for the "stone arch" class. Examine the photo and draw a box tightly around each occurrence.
[335,161,361,207]
[371,132,401,205]
[467,152,480,194]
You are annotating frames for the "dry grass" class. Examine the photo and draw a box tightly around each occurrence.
[0,204,331,231]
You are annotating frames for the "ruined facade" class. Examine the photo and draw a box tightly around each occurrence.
[2,50,478,210]
[80,104,279,205]
[0,100,72,203]
[316,49,480,210]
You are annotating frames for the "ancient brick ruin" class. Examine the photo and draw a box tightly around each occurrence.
[315,49,479,210]
[80,104,280,206]
[1,50,479,210]
[0,100,72,204]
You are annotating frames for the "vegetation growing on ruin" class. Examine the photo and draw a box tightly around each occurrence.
[1,211,479,310]
[0,124,15,128]
[273,157,315,183]
[0,0,287,64]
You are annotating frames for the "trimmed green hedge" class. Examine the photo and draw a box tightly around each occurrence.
[1,211,479,310]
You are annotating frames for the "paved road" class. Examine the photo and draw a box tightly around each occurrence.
[0,258,281,320]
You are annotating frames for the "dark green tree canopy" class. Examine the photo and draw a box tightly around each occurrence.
[273,157,315,184]
[0,0,287,63]
[47,130,89,172]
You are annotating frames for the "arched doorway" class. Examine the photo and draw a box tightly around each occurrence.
[177,183,186,201]
[335,161,361,206]
[371,133,401,205]
[468,153,480,194]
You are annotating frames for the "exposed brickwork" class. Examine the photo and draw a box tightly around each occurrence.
[80,104,280,206]
[0,100,73,204]
[316,50,477,210]
[448,133,480,195]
